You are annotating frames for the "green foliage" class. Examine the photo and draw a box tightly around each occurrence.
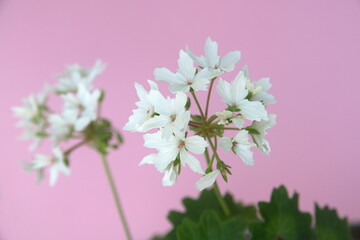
[176,210,247,240]
[315,204,353,240]
[152,185,354,240]
[250,186,313,240]
[152,188,258,240]
[85,118,123,155]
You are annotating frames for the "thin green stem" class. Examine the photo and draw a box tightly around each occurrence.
[190,91,205,120]
[205,77,217,118]
[101,154,133,240]
[213,182,231,217]
[204,148,211,165]
[64,140,87,156]
[204,136,231,217]
[206,136,221,164]
[208,137,217,168]
[213,127,241,131]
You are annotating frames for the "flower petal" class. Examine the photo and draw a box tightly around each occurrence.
[195,170,220,191]
[185,135,208,154]
[180,149,204,174]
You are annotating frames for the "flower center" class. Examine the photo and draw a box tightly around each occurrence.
[177,141,185,149]
[170,114,176,122]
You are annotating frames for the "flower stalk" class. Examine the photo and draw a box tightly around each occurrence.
[101,154,133,240]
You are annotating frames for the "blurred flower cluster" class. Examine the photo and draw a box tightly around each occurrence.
[13,61,122,186]
[125,38,276,190]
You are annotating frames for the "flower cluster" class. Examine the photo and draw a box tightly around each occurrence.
[125,38,276,190]
[13,61,122,186]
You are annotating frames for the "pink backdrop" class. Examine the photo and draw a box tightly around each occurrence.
[1,0,359,239]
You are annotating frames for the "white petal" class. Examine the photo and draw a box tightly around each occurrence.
[155,148,179,172]
[191,77,210,91]
[234,144,254,166]
[185,135,208,154]
[178,50,196,80]
[219,137,232,153]
[204,37,220,68]
[232,118,244,128]
[180,149,204,174]
[147,80,159,91]
[169,83,190,93]
[238,100,268,121]
[147,91,171,116]
[231,71,248,104]
[195,170,220,191]
[217,78,233,106]
[219,51,241,72]
[185,45,207,67]
[140,153,157,165]
[162,165,178,186]
[74,117,91,131]
[49,166,60,187]
[154,68,179,84]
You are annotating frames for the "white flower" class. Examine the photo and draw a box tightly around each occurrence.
[13,89,49,151]
[242,66,276,105]
[24,148,70,186]
[123,80,159,132]
[154,50,212,92]
[142,91,190,139]
[54,60,106,93]
[143,131,207,175]
[217,71,268,121]
[195,170,220,191]
[215,110,244,129]
[186,37,241,76]
[219,130,255,165]
[48,113,78,145]
[62,84,101,131]
[139,153,179,186]
[249,114,277,155]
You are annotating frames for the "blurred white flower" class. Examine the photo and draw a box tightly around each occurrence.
[186,37,241,76]
[123,80,158,132]
[48,113,78,145]
[249,114,277,155]
[12,89,49,151]
[219,130,255,166]
[217,71,268,121]
[62,84,101,131]
[154,50,212,92]
[23,148,70,186]
[195,169,220,191]
[54,60,106,93]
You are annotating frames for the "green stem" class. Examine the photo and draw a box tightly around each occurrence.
[205,136,231,217]
[206,136,221,164]
[101,154,133,240]
[213,182,231,217]
[204,148,211,166]
[190,91,205,120]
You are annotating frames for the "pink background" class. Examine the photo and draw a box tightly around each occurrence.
[1,0,360,239]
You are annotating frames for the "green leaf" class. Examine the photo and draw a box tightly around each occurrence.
[250,185,314,240]
[227,106,240,112]
[176,210,247,240]
[153,189,258,240]
[245,127,260,135]
[191,115,203,123]
[315,204,352,240]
